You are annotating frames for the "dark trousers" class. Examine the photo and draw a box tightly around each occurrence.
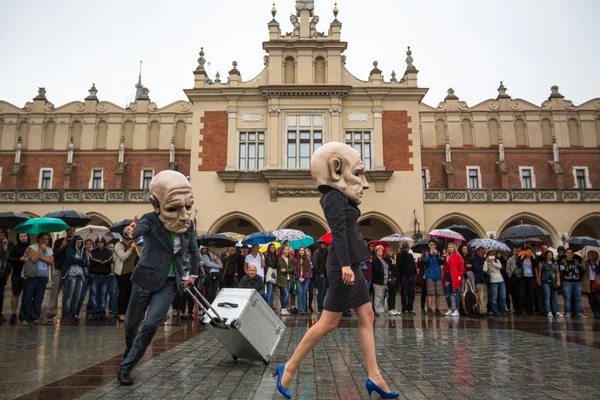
[400,276,416,312]
[534,284,545,315]
[108,275,118,315]
[508,279,522,313]
[19,277,49,321]
[121,279,178,373]
[222,274,235,289]
[387,281,398,311]
[504,278,514,311]
[420,277,428,311]
[518,277,537,314]
[117,273,133,316]
[76,276,89,317]
[588,292,600,315]
[204,274,220,304]
[308,277,315,310]
[0,272,8,318]
[313,274,327,312]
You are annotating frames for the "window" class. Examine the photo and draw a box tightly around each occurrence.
[90,170,103,189]
[466,167,481,189]
[238,132,265,170]
[573,167,591,189]
[39,168,53,190]
[421,168,430,189]
[519,167,535,189]
[345,131,372,170]
[286,115,323,169]
[141,170,154,189]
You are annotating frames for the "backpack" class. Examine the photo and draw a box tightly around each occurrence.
[462,280,479,317]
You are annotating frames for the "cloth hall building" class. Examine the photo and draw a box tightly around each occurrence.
[1,0,599,246]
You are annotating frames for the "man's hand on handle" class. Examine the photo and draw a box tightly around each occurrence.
[124,216,138,238]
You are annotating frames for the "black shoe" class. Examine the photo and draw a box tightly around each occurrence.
[9,314,17,324]
[88,315,97,321]
[308,307,314,313]
[118,371,133,386]
[99,315,108,321]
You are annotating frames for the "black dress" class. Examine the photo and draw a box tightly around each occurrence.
[319,186,372,312]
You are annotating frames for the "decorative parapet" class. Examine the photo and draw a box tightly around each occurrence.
[0,189,149,203]
[423,189,600,203]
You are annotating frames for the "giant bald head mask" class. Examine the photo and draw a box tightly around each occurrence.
[311,142,370,204]
[148,170,194,233]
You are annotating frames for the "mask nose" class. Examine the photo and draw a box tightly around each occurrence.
[361,175,370,190]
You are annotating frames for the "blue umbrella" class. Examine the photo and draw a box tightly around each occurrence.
[287,235,315,250]
[242,232,276,246]
[468,238,510,252]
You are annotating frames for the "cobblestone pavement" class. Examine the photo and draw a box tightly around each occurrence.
[1,311,599,400]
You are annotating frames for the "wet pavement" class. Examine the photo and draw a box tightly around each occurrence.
[1,305,599,400]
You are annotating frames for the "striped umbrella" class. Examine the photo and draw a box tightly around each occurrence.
[428,229,466,242]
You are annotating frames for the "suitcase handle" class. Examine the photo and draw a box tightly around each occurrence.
[185,285,225,324]
[217,302,238,308]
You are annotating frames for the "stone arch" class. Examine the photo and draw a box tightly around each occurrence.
[70,120,83,150]
[122,120,134,149]
[174,120,186,149]
[95,120,108,149]
[497,212,559,246]
[541,118,553,146]
[147,120,160,149]
[278,212,328,240]
[86,212,112,228]
[208,212,264,235]
[461,119,473,146]
[595,118,600,147]
[568,118,581,146]
[487,118,500,145]
[358,212,403,242]
[435,119,446,146]
[314,56,326,84]
[43,120,56,149]
[18,121,30,149]
[428,212,486,239]
[514,118,527,146]
[569,212,600,239]
[284,56,296,84]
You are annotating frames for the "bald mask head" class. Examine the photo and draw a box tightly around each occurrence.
[311,142,370,204]
[148,170,194,233]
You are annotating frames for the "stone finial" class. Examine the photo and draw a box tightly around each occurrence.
[333,3,339,19]
[33,87,47,101]
[195,47,206,72]
[405,46,417,71]
[549,85,564,99]
[371,61,381,74]
[85,83,99,101]
[137,87,150,101]
[445,88,459,101]
[390,70,397,82]
[497,81,511,99]
[229,61,240,75]
[271,3,277,19]
[215,71,221,83]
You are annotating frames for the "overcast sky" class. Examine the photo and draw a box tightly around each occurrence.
[1,0,598,109]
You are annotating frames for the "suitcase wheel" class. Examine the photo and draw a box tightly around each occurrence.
[232,355,238,361]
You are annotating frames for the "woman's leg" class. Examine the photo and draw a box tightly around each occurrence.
[297,281,306,312]
[444,281,452,310]
[32,277,48,321]
[542,283,551,314]
[70,279,84,318]
[498,282,506,315]
[490,283,499,315]
[453,289,461,311]
[280,286,289,309]
[552,287,559,314]
[19,279,35,321]
[281,310,342,388]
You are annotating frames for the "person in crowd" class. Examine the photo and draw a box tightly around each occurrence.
[498,251,512,314]
[556,246,566,262]
[384,247,399,316]
[518,249,537,316]
[305,248,315,312]
[485,250,505,317]
[362,257,373,290]
[397,242,417,316]
[559,248,584,318]
[238,264,265,295]
[236,245,249,282]
[19,232,53,325]
[114,236,138,322]
[472,247,488,317]
[372,245,387,317]
[45,226,76,323]
[537,250,562,318]
[416,256,427,314]
[460,244,474,291]
[294,247,313,315]
[311,241,328,313]
[423,240,444,316]
[0,228,14,323]
[443,243,464,317]
[368,242,376,256]
[221,246,238,289]
[106,241,118,317]
[76,238,94,319]
[264,243,279,307]
[534,245,549,315]
[505,247,524,315]
[287,252,299,315]
[87,237,114,321]
[202,242,223,304]
[582,250,600,319]
[277,246,294,316]
[246,243,266,279]
[61,235,88,324]
[8,233,30,324]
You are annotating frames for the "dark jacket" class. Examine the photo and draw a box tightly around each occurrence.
[319,186,370,267]
[62,236,89,279]
[311,247,328,276]
[276,255,294,287]
[89,247,113,275]
[237,274,265,295]
[385,257,399,281]
[52,236,73,271]
[472,255,486,285]
[221,252,237,277]
[236,253,247,278]
[9,235,30,278]
[397,251,417,277]
[1,240,14,277]
[129,212,200,291]
[372,257,386,285]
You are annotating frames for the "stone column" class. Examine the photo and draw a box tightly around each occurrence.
[267,105,282,168]
[328,105,342,143]
[225,110,238,171]
[372,108,385,170]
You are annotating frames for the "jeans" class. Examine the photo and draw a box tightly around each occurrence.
[266,282,276,307]
[562,281,582,314]
[88,275,111,317]
[108,275,118,315]
[278,285,289,309]
[45,269,64,319]
[400,276,415,312]
[19,277,49,322]
[307,277,314,310]
[489,282,506,316]
[542,283,559,314]
[296,278,310,311]
[314,274,327,312]
[62,277,84,320]
[444,281,461,310]
[76,276,89,317]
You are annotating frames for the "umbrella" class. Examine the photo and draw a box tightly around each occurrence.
[288,235,315,250]
[43,210,92,227]
[13,217,70,234]
[0,212,31,229]
[566,236,600,247]
[428,229,466,242]
[197,233,236,248]
[272,229,307,242]
[110,219,133,234]
[260,241,281,253]
[219,232,246,242]
[367,241,389,249]
[500,237,544,248]
[411,238,438,253]
[242,232,276,246]
[446,224,479,242]
[319,232,332,245]
[75,225,113,242]
[468,238,510,252]
[379,233,414,243]
[498,224,550,241]
[578,246,600,258]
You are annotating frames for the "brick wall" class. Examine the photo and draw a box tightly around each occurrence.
[382,111,413,171]
[198,111,228,172]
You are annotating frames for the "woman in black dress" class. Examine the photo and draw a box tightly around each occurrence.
[273,143,399,399]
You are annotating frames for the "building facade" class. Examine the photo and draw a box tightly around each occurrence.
[1,0,599,245]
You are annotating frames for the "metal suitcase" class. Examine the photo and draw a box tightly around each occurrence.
[186,287,286,365]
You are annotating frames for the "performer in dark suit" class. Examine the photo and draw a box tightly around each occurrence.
[118,170,200,385]
[273,142,399,399]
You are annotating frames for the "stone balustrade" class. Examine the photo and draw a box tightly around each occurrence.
[423,189,600,203]
[0,189,149,203]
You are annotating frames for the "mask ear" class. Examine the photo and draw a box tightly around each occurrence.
[328,157,343,182]
[148,194,161,214]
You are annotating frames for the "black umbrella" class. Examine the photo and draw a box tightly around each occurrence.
[43,210,92,227]
[0,211,31,229]
[566,236,600,247]
[498,224,550,241]
[197,233,236,248]
[110,219,133,234]
[446,224,479,242]
[411,238,439,253]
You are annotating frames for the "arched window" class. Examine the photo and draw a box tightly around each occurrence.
[122,121,134,149]
[43,121,56,149]
[435,119,446,146]
[541,119,553,146]
[148,121,160,149]
[595,118,600,146]
[96,121,108,149]
[314,57,326,84]
[175,121,186,149]
[71,121,82,149]
[515,119,527,146]
[284,57,296,84]
[568,118,581,146]
[487,119,499,145]
[18,121,30,149]
[461,119,473,146]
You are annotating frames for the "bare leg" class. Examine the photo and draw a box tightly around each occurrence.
[354,302,392,392]
[435,295,440,310]
[281,310,342,388]
[12,295,19,315]
[427,295,433,310]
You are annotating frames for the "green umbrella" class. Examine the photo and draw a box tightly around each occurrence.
[287,235,315,250]
[13,217,70,234]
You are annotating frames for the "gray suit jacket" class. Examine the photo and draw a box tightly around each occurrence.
[129,212,200,291]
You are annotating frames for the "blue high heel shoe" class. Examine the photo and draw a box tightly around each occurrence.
[366,378,400,399]
[272,364,292,399]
